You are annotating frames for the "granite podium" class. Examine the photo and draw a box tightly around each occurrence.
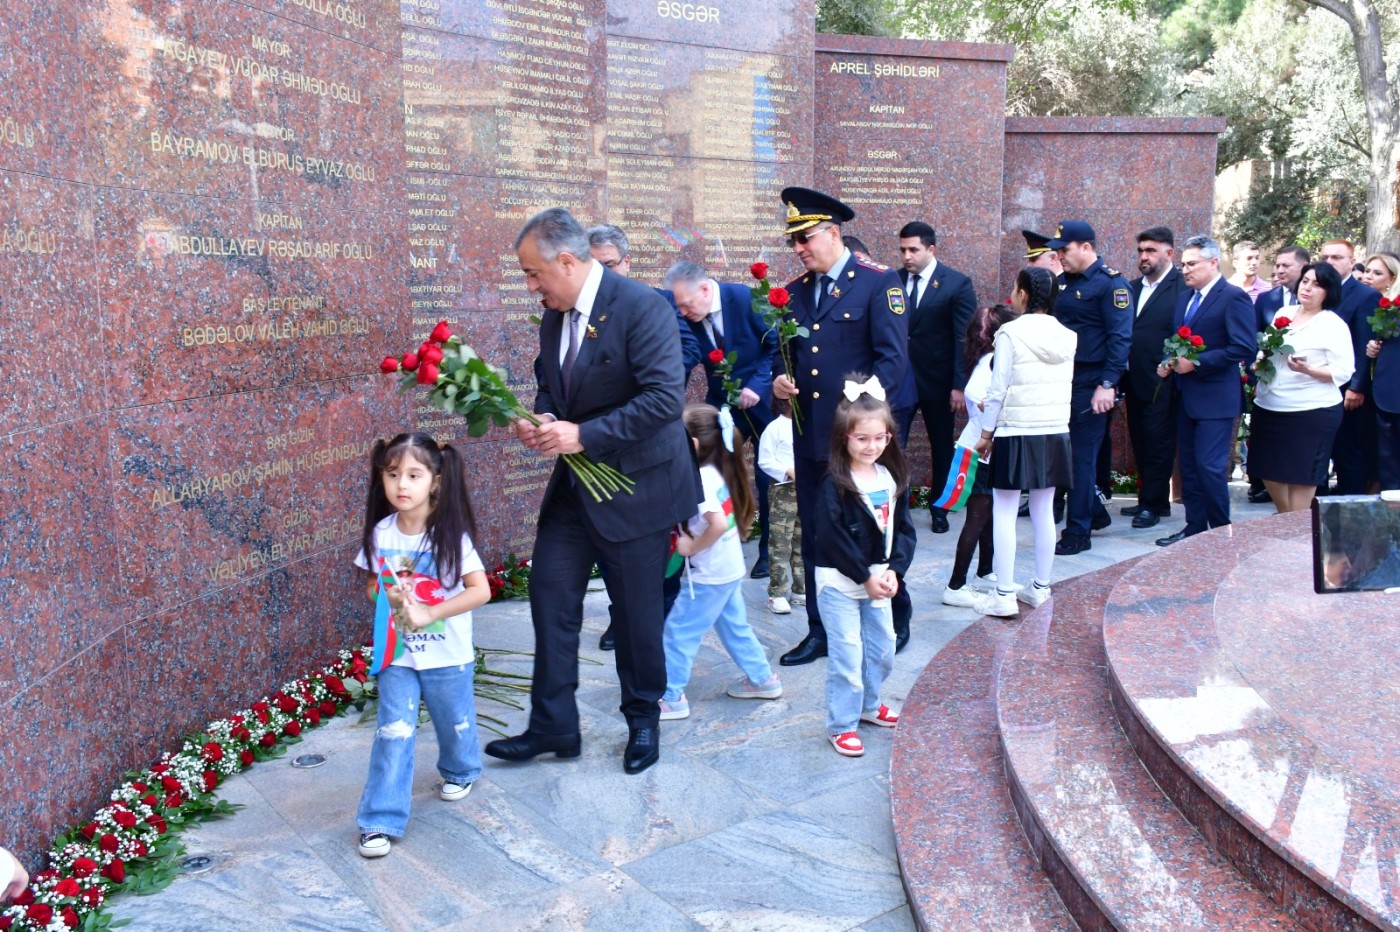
[0,0,1224,865]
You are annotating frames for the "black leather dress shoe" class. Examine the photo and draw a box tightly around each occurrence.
[598,626,616,651]
[930,510,950,534]
[1247,488,1272,504]
[779,632,828,666]
[1120,504,1145,517]
[623,727,659,774]
[749,557,770,579]
[1131,511,1161,529]
[1156,529,1189,547]
[1091,509,1112,531]
[894,625,910,654]
[1054,534,1091,555]
[484,731,581,762]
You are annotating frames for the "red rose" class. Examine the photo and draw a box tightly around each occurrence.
[71,858,98,879]
[145,814,168,835]
[416,361,440,385]
[284,721,302,737]
[252,700,270,713]
[202,742,224,763]
[768,286,791,308]
[55,877,80,897]
[352,671,368,683]
[0,914,12,930]
[749,262,769,280]
[232,726,250,742]
[33,872,56,885]
[164,793,183,809]
[323,675,347,695]
[161,775,181,793]
[98,833,118,853]
[1241,372,1249,383]
[132,840,148,858]
[26,904,53,927]
[230,714,244,726]
[306,709,321,726]
[62,906,79,928]
[1379,296,1392,308]
[131,782,147,793]
[240,749,254,767]
[1274,317,1291,329]
[255,707,271,724]
[13,889,34,906]
[1190,335,1204,347]
[274,695,298,714]
[419,344,444,366]
[259,733,277,748]
[113,810,137,829]
[81,887,104,907]
[350,656,368,673]
[319,700,337,717]
[141,793,157,808]
[80,822,98,840]
[430,320,453,343]
[401,351,419,372]
[150,763,169,774]
[100,859,125,883]
[1177,325,1191,338]
[202,771,219,793]
[707,348,724,364]
[379,356,400,375]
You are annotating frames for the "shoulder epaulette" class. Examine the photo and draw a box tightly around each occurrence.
[854,257,889,272]
[1104,267,1120,276]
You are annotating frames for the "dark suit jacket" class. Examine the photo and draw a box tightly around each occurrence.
[897,261,977,407]
[535,267,701,542]
[687,282,777,433]
[1253,285,1297,333]
[654,287,703,373]
[1169,278,1256,420]
[784,255,907,461]
[1373,339,1400,414]
[1333,278,1381,394]
[1126,266,1186,398]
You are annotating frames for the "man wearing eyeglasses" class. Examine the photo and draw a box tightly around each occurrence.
[770,187,908,665]
[1316,239,1380,495]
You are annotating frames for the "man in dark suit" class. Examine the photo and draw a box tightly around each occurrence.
[894,221,977,535]
[488,208,701,775]
[665,260,776,574]
[1318,239,1381,494]
[1120,227,1185,529]
[771,187,908,666]
[1154,235,1255,545]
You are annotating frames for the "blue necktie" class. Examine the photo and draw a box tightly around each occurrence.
[1184,290,1202,325]
[817,274,832,314]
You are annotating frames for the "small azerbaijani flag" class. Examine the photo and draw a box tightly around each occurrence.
[370,556,405,675]
[933,444,980,512]
[717,482,736,530]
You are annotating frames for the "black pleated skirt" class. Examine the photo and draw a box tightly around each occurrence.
[1250,402,1342,485]
[990,432,1073,491]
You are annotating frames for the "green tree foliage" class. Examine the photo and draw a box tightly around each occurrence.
[816,0,895,36]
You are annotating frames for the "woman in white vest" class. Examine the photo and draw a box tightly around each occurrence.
[971,266,1078,617]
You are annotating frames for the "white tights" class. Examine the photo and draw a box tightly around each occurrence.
[991,487,1056,591]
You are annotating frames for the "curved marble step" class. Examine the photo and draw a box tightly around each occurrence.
[892,614,1075,930]
[1104,511,1396,930]
[996,563,1299,930]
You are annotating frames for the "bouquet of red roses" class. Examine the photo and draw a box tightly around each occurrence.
[1368,295,1398,340]
[1253,316,1294,383]
[1154,325,1206,399]
[748,261,807,433]
[380,321,634,502]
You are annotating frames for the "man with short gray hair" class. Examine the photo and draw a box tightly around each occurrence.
[488,207,701,775]
[1151,234,1255,546]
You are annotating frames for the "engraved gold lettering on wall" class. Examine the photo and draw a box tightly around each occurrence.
[152,440,374,509]
[654,1,720,23]
[0,224,59,256]
[0,116,42,150]
[202,517,361,584]
[827,59,940,79]
[286,0,368,31]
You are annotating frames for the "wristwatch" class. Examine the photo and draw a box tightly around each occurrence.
[1099,379,1115,389]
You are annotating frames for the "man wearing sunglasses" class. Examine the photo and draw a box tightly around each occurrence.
[770,187,908,665]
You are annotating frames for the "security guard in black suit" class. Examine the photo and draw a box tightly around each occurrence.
[771,187,908,666]
[1044,220,1131,554]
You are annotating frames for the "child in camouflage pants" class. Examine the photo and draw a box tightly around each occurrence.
[757,397,806,612]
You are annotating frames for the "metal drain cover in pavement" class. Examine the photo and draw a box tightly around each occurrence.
[291,753,327,769]
[181,855,216,874]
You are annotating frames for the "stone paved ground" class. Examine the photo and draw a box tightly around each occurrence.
[112,488,1278,931]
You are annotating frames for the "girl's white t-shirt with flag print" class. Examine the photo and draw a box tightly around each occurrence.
[354,514,485,670]
[684,464,746,585]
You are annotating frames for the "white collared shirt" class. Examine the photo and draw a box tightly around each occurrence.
[559,259,603,366]
[816,249,852,304]
[1136,264,1173,317]
[907,258,936,301]
[1189,273,1222,308]
[706,279,724,343]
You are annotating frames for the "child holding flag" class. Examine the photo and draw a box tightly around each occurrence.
[659,405,782,721]
[354,432,489,858]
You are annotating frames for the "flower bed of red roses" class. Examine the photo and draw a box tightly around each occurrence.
[0,648,375,932]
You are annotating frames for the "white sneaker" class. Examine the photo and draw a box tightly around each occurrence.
[659,696,690,720]
[1017,583,1052,608]
[941,585,981,608]
[727,675,783,700]
[358,833,391,858]
[767,596,792,615]
[790,593,806,606]
[439,781,473,802]
[969,573,998,593]
[975,589,1019,618]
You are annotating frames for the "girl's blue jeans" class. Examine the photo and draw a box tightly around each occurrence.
[663,578,774,701]
[818,586,894,734]
[356,661,482,837]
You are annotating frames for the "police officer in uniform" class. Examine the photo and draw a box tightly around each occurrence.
[771,187,908,665]
[1022,229,1063,276]
[1044,220,1131,555]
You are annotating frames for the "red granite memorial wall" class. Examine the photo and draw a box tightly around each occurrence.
[0,4,1220,864]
